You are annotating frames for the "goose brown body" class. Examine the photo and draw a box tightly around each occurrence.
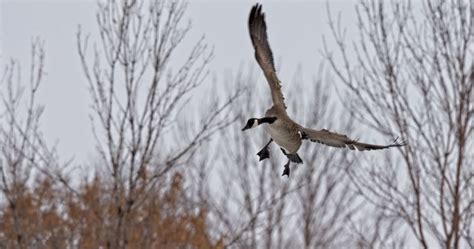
[264,106,301,154]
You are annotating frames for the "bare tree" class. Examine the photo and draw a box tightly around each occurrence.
[347,206,407,249]
[0,40,67,248]
[209,67,292,249]
[325,0,473,248]
[0,36,227,249]
[77,0,237,248]
[290,67,358,249]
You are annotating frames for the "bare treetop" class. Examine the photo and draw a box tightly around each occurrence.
[325,0,473,248]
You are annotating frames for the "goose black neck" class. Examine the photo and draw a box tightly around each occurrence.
[258,117,277,124]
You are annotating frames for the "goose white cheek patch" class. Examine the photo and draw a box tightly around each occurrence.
[252,120,259,128]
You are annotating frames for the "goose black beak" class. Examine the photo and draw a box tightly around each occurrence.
[242,127,249,131]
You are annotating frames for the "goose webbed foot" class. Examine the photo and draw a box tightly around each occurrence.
[282,161,290,177]
[257,139,273,161]
[257,147,270,161]
[280,148,303,164]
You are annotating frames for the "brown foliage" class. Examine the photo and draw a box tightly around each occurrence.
[0,178,67,248]
[0,172,223,248]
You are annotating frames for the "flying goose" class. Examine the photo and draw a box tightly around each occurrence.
[242,4,405,177]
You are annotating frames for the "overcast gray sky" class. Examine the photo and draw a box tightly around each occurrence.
[1,0,358,163]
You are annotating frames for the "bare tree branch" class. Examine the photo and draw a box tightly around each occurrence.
[325,1,473,248]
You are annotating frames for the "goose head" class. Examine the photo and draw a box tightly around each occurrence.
[242,118,259,131]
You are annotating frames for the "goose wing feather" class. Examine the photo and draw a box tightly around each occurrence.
[298,126,406,151]
[248,4,286,110]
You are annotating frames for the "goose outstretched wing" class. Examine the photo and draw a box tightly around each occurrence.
[249,4,286,110]
[298,126,405,151]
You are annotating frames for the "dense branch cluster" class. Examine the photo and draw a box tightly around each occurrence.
[324,0,473,248]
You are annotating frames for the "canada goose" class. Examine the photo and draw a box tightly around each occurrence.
[242,4,405,177]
